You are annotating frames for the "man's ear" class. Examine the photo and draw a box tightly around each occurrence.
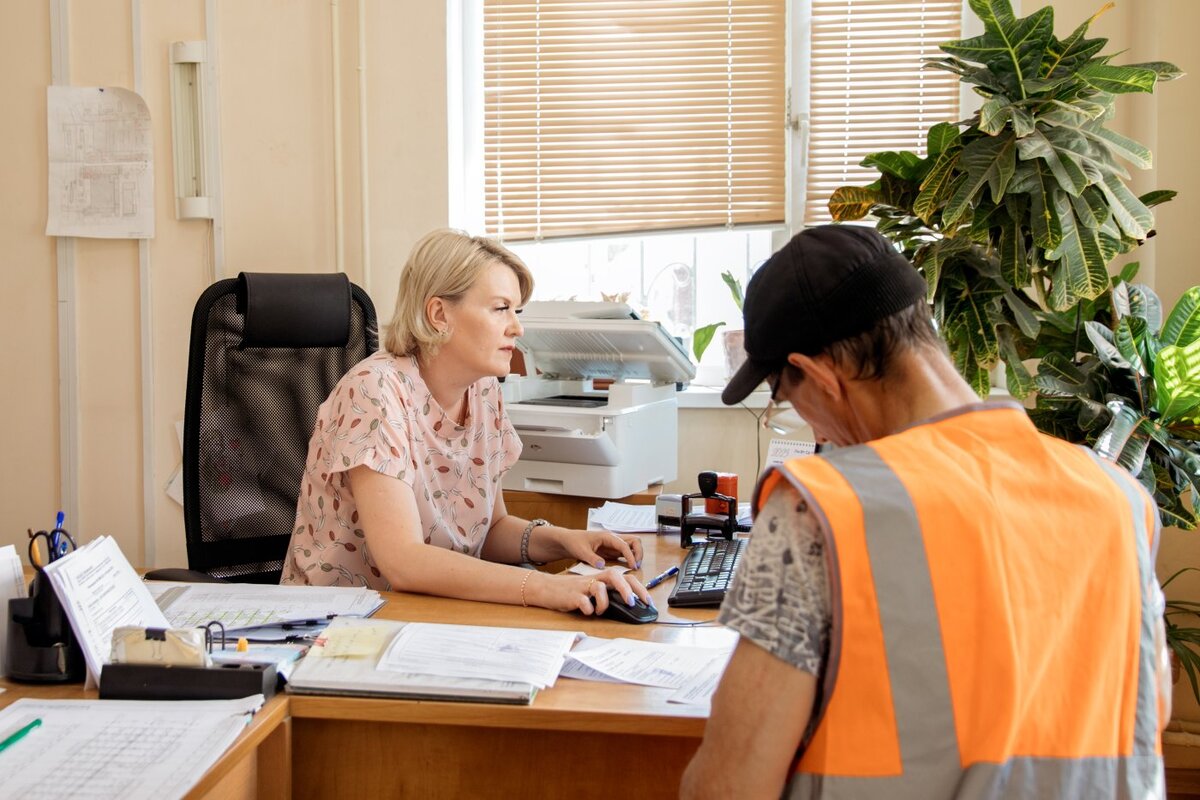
[787,352,844,400]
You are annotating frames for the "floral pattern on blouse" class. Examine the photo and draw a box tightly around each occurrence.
[280,351,522,589]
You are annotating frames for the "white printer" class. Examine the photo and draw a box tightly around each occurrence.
[501,301,697,498]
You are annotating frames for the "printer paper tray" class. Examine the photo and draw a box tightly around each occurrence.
[513,426,620,467]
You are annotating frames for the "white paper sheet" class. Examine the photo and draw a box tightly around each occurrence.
[378,622,579,689]
[558,636,623,683]
[565,637,732,689]
[589,501,751,533]
[46,86,155,239]
[145,581,383,635]
[0,695,262,800]
[666,653,729,707]
[0,544,28,679]
[588,502,658,532]
[42,536,170,687]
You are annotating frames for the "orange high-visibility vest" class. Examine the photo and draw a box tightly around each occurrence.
[754,402,1163,799]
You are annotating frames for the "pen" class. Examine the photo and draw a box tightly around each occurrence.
[644,565,680,589]
[51,511,65,558]
[0,718,42,755]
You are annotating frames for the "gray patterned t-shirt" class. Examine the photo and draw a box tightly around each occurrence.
[717,481,831,676]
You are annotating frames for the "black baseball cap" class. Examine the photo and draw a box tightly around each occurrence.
[721,225,928,405]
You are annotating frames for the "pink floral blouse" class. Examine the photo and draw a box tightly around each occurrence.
[281,351,522,589]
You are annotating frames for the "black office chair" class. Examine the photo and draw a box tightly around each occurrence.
[150,272,378,584]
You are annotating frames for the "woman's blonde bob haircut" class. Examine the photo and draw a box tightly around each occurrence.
[383,229,534,358]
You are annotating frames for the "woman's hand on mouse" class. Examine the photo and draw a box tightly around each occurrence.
[526,568,651,614]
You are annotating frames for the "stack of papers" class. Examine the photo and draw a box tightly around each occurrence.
[0,695,263,799]
[42,536,172,686]
[561,636,734,707]
[379,622,578,690]
[286,618,571,705]
[588,501,752,533]
[145,581,384,641]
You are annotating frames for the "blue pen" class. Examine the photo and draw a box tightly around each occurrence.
[50,511,65,558]
[644,565,680,589]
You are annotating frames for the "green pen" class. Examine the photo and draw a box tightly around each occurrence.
[0,717,42,755]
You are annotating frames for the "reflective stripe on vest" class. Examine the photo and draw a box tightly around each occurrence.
[758,406,1164,800]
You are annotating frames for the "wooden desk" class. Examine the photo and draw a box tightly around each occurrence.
[2,533,721,799]
[289,532,725,798]
[503,485,662,531]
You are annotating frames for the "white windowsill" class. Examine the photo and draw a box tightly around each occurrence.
[677,384,770,410]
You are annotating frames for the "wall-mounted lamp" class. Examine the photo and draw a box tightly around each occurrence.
[169,41,212,220]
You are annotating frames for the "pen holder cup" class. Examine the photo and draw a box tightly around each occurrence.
[5,569,85,683]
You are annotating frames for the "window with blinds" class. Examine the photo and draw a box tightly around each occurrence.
[804,0,962,224]
[483,0,786,242]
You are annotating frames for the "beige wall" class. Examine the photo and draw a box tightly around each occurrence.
[1,2,1197,620]
[0,1,447,566]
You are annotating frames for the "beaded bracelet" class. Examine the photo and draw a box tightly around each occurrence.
[520,518,549,565]
[520,570,534,607]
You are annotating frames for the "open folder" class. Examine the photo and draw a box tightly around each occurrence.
[286,618,543,705]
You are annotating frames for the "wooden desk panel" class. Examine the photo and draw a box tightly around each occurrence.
[293,719,697,799]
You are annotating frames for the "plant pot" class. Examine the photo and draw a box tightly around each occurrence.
[723,329,747,379]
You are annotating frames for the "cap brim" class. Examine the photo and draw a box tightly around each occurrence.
[721,357,774,405]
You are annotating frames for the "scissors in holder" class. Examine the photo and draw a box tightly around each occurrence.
[27,528,77,567]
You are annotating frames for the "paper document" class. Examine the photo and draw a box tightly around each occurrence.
[565,637,733,689]
[0,544,27,679]
[0,695,262,800]
[145,581,383,637]
[287,618,539,704]
[667,655,729,707]
[42,535,170,687]
[558,636,623,683]
[589,501,751,534]
[588,502,658,532]
[46,86,155,239]
[379,622,579,689]
[567,562,632,577]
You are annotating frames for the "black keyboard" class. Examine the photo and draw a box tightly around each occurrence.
[667,537,748,607]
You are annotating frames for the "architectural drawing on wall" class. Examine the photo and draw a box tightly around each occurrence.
[46,86,155,239]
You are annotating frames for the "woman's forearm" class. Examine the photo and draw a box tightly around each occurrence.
[383,538,542,605]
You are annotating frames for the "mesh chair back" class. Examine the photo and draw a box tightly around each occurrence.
[182,272,378,583]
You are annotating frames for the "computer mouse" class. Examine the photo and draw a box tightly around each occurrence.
[599,588,658,624]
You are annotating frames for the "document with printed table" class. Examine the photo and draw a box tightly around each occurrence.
[0,694,263,800]
[287,618,577,705]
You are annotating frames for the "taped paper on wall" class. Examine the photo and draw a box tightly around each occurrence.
[46,86,155,239]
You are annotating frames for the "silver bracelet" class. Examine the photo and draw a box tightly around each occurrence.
[520,518,549,564]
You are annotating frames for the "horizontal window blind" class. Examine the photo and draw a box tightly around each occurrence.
[484,0,786,241]
[805,0,961,223]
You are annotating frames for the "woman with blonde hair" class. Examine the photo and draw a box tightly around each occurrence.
[282,230,650,615]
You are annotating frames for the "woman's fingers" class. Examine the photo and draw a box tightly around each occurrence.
[597,568,654,608]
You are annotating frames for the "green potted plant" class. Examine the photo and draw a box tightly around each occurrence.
[1164,567,1200,703]
[692,270,747,375]
[828,0,1180,397]
[825,0,1199,705]
[1032,279,1200,523]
